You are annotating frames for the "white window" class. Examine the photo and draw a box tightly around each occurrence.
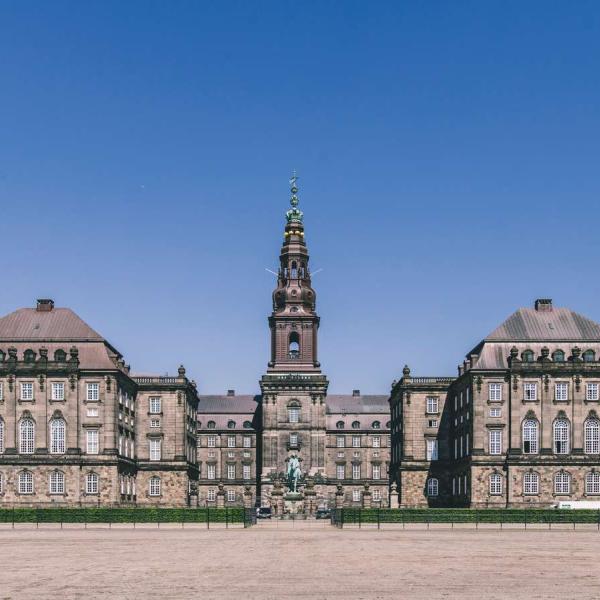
[21,382,33,401]
[489,408,501,418]
[227,489,236,502]
[243,465,251,479]
[207,464,216,480]
[86,429,99,454]
[289,433,298,447]
[51,382,64,401]
[352,436,361,448]
[336,465,345,480]
[523,472,539,495]
[19,471,33,494]
[426,396,439,413]
[243,436,251,448]
[352,464,361,479]
[523,419,539,454]
[49,471,65,494]
[524,383,537,401]
[372,489,381,501]
[149,397,161,414]
[426,439,438,461]
[207,436,216,448]
[587,383,599,402]
[555,383,569,402]
[227,451,234,458]
[86,473,99,494]
[585,419,600,454]
[0,419,4,453]
[149,438,161,461]
[427,478,439,497]
[554,471,571,494]
[428,419,439,428]
[207,489,216,502]
[149,476,161,497]
[553,419,570,454]
[86,383,99,402]
[288,406,300,423]
[227,464,235,480]
[19,418,35,454]
[50,419,66,454]
[372,436,380,448]
[352,489,361,502]
[86,407,99,417]
[586,472,600,495]
[337,436,345,448]
[227,435,236,448]
[489,473,502,495]
[150,418,160,428]
[489,430,502,455]
[372,465,381,479]
[489,383,502,402]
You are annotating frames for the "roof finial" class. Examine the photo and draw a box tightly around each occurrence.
[286,170,303,223]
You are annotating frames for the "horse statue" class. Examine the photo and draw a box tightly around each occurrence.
[286,454,303,493]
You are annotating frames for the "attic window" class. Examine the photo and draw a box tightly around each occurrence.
[23,350,36,363]
[207,421,216,429]
[336,421,344,429]
[583,350,596,363]
[243,421,252,429]
[372,421,381,429]
[553,350,565,363]
[522,350,534,363]
[351,421,360,429]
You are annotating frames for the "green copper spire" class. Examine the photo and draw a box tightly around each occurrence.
[286,170,304,223]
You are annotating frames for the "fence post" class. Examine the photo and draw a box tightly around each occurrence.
[85,506,87,530]
[377,507,380,530]
[133,505,136,529]
[358,509,362,529]
[476,512,478,530]
[12,505,15,529]
[226,507,229,529]
[402,511,404,530]
[524,512,527,530]
[341,509,344,529]
[108,506,111,529]
[207,506,210,530]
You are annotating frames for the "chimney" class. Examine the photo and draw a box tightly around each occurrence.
[36,299,54,312]
[352,389,360,397]
[535,298,553,312]
[227,389,235,397]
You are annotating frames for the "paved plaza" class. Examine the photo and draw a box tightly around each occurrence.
[1,523,599,599]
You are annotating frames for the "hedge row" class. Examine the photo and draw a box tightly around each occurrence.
[336,508,600,524]
[0,507,246,524]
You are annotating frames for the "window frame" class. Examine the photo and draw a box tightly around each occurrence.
[149,476,161,497]
[49,470,65,495]
[523,471,539,495]
[488,383,502,402]
[489,429,502,455]
[489,473,502,496]
[86,472,99,495]
[18,470,34,494]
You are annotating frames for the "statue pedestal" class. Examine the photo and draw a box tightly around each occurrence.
[283,491,305,516]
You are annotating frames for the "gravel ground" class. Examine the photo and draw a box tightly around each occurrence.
[0,522,599,599]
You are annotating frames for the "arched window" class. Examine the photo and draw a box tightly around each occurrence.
[583,350,596,363]
[372,421,381,429]
[522,419,539,454]
[288,332,300,359]
[291,261,298,279]
[586,472,600,495]
[149,476,161,497]
[553,419,570,454]
[50,418,66,454]
[19,418,35,454]
[427,478,439,497]
[243,421,252,429]
[351,421,360,429]
[207,421,216,429]
[489,473,502,495]
[523,471,539,495]
[23,349,36,363]
[86,472,99,495]
[336,421,344,430]
[554,471,571,494]
[49,471,65,494]
[0,418,4,454]
[521,350,534,363]
[54,349,67,362]
[585,418,600,454]
[386,421,391,429]
[553,350,565,362]
[227,420,236,429]
[18,471,33,494]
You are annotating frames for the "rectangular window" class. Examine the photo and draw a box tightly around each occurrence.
[555,383,569,401]
[426,439,438,461]
[352,464,361,479]
[289,433,298,446]
[227,490,236,502]
[150,418,160,428]
[489,430,502,455]
[523,473,539,495]
[243,465,251,479]
[207,489,216,502]
[227,464,235,480]
[149,438,161,461]
[86,383,99,402]
[587,383,599,402]
[288,407,300,423]
[243,436,251,448]
[524,383,537,401]
[207,436,216,448]
[21,382,33,401]
[149,397,161,414]
[86,407,99,418]
[426,396,439,414]
[489,408,501,418]
[149,478,161,497]
[207,465,216,480]
[372,489,381,501]
[337,436,345,448]
[428,419,439,428]
[372,436,380,448]
[352,436,361,448]
[336,464,345,480]
[51,382,64,401]
[86,429,99,454]
[352,489,361,502]
[49,472,64,494]
[489,383,502,402]
[227,435,236,448]
[372,465,381,479]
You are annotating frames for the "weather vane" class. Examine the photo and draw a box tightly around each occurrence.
[289,170,299,207]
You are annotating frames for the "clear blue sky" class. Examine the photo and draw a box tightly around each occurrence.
[1,1,600,393]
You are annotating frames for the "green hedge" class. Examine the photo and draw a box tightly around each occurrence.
[0,507,246,524]
[336,508,600,524]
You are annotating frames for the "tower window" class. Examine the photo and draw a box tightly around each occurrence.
[289,332,300,359]
[291,261,298,279]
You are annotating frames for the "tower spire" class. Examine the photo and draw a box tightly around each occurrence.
[286,170,303,223]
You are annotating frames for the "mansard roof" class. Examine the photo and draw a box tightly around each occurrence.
[197,395,260,414]
[326,394,389,414]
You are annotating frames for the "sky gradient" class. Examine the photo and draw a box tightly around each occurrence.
[1,1,600,393]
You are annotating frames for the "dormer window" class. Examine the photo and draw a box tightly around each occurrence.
[553,350,565,362]
[54,349,67,362]
[336,421,344,429]
[23,349,36,363]
[227,420,236,429]
[583,350,596,363]
[522,350,534,363]
[207,421,216,429]
[372,421,381,429]
[351,420,360,429]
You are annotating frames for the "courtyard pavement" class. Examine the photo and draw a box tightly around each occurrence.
[0,523,598,599]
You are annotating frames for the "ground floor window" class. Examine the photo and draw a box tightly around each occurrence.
[19,471,33,494]
[523,472,539,495]
[554,471,571,495]
[427,478,439,497]
[207,489,216,502]
[489,473,502,495]
[86,472,99,495]
[372,489,381,502]
[352,489,361,502]
[49,471,65,495]
[227,489,236,502]
[149,476,161,497]
[586,472,600,495]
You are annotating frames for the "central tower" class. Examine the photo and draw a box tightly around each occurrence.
[260,175,329,507]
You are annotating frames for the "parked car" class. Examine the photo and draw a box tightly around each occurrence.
[315,508,331,519]
[257,507,272,519]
